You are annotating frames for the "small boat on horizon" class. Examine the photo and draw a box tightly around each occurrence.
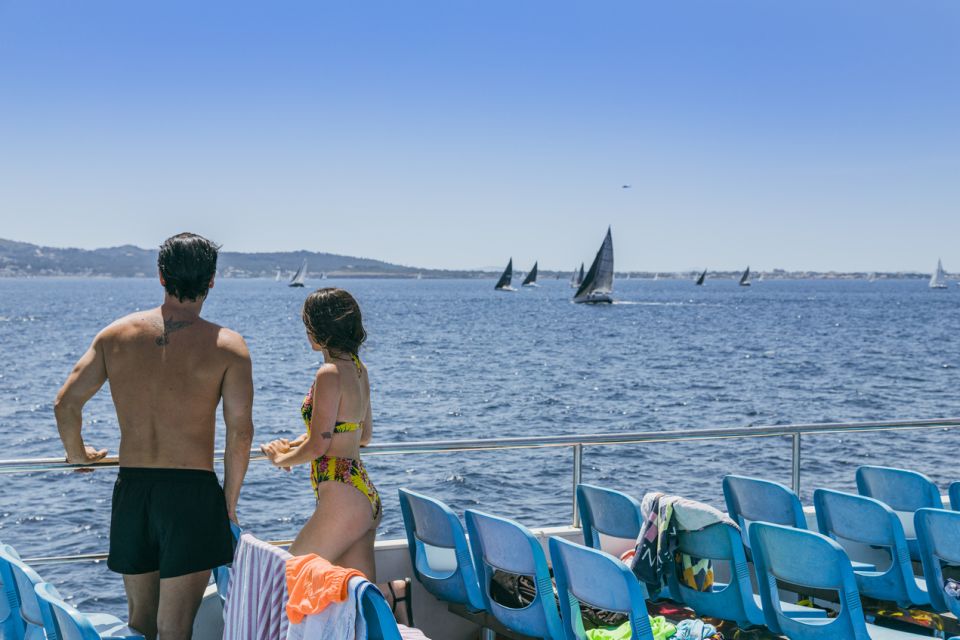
[573,227,614,304]
[695,269,707,286]
[739,266,752,287]
[570,262,585,288]
[930,259,948,289]
[495,258,516,291]
[521,262,539,287]
[288,259,308,288]
[274,269,281,282]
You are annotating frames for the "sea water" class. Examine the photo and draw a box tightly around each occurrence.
[0,276,958,614]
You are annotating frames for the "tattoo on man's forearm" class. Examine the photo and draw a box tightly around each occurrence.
[320,432,333,440]
[155,316,193,346]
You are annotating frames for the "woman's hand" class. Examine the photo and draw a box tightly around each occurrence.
[260,439,293,471]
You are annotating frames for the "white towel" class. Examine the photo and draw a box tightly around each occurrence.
[223,533,293,640]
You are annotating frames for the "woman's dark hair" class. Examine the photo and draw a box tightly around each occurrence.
[157,233,220,302]
[302,288,367,357]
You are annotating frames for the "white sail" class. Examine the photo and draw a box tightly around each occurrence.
[288,259,308,287]
[275,270,281,282]
[573,227,614,303]
[930,259,948,289]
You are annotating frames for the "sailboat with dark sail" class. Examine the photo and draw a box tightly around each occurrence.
[573,227,614,304]
[739,266,751,287]
[288,259,308,288]
[522,262,539,287]
[695,269,706,286]
[495,258,516,291]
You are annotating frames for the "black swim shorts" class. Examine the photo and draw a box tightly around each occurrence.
[108,467,235,578]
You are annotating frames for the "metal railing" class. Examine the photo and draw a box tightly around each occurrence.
[3,417,960,565]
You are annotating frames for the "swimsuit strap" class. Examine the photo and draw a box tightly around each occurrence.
[350,353,363,375]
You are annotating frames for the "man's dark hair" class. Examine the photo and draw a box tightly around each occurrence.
[157,233,221,302]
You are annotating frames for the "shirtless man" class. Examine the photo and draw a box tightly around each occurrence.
[54,233,254,640]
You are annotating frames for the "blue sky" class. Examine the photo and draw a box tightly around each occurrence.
[0,1,957,272]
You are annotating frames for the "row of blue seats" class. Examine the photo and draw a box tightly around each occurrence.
[0,543,142,640]
[0,534,404,640]
[398,465,960,640]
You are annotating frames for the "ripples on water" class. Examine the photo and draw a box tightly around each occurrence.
[0,277,958,615]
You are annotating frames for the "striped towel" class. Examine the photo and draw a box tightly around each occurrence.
[223,533,293,640]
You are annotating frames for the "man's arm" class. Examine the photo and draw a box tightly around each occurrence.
[54,334,109,464]
[221,333,254,524]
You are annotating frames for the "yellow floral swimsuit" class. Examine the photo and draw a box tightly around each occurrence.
[301,354,382,521]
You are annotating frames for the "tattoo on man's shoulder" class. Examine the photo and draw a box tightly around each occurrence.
[155,317,193,346]
[320,432,333,440]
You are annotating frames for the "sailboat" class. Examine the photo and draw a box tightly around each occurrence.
[573,227,614,304]
[570,263,585,288]
[495,258,516,291]
[930,259,948,289]
[522,262,539,287]
[867,272,877,283]
[653,273,660,281]
[739,266,751,287]
[695,269,706,286]
[274,270,281,282]
[288,259,308,288]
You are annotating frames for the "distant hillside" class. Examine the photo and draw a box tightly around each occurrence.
[0,238,456,278]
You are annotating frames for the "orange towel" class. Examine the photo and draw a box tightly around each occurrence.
[285,554,365,624]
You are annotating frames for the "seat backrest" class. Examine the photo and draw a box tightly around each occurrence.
[575,484,643,553]
[813,489,925,606]
[464,510,564,640]
[916,508,960,617]
[358,582,402,640]
[666,522,760,627]
[749,522,871,640]
[0,544,26,640]
[398,488,485,612]
[34,582,101,640]
[723,475,805,533]
[856,466,943,534]
[948,482,960,513]
[549,537,654,640]
[0,545,45,632]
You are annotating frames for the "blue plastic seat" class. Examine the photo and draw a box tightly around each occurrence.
[549,536,654,640]
[723,475,807,553]
[464,510,564,640]
[357,582,402,640]
[0,544,26,640]
[814,489,928,607]
[34,582,143,640]
[0,543,48,640]
[856,466,943,561]
[666,521,826,628]
[398,488,485,612]
[575,484,643,553]
[750,522,933,640]
[948,482,960,512]
[916,508,960,618]
[212,521,243,603]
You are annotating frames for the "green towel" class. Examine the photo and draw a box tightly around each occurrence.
[585,616,676,640]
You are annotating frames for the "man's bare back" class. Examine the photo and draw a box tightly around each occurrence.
[100,307,249,470]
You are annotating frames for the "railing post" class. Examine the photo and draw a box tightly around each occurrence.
[572,443,583,527]
[791,433,801,495]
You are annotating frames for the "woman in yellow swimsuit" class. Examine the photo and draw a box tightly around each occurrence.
[261,288,405,607]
